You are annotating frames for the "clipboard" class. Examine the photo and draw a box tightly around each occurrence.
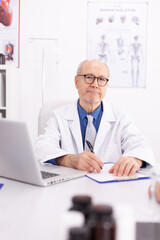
[86,162,151,183]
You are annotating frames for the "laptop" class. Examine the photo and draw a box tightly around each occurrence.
[0,119,86,186]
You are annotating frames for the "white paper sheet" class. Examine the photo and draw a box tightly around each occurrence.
[86,163,151,183]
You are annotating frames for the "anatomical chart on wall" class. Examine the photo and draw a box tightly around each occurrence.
[87,2,148,88]
[0,0,20,67]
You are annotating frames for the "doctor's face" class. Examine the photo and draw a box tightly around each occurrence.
[75,59,109,110]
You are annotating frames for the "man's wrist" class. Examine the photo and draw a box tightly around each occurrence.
[56,154,79,169]
[55,155,67,166]
[55,154,72,167]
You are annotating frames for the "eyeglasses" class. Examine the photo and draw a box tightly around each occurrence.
[77,74,109,87]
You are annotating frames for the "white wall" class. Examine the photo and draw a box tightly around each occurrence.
[19,0,160,162]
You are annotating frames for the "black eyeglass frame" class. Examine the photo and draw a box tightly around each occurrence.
[77,74,109,87]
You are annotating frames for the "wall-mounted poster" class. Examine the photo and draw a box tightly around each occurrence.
[87,2,148,88]
[0,0,20,67]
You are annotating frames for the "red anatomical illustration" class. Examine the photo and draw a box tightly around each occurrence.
[0,0,12,26]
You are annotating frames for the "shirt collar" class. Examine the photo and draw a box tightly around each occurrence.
[77,99,103,120]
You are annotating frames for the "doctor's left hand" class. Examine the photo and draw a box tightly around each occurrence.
[109,156,143,177]
[148,182,160,203]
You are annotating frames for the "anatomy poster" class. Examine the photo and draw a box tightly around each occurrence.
[87,2,148,88]
[0,0,20,67]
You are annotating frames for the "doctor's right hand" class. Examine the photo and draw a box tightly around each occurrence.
[56,151,104,173]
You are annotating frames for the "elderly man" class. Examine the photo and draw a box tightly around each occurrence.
[35,59,155,176]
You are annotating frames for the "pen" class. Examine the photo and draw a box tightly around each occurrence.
[86,140,94,153]
[86,140,102,169]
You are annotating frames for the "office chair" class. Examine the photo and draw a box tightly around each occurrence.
[38,100,74,135]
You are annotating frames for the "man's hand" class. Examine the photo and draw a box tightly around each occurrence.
[109,156,143,177]
[148,182,160,203]
[56,151,104,173]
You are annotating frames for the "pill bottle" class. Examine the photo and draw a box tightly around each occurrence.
[68,226,90,240]
[69,195,92,223]
[87,204,116,240]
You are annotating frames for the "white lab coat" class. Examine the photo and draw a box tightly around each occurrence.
[35,100,155,166]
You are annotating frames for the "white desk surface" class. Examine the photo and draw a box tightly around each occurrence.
[0,173,155,240]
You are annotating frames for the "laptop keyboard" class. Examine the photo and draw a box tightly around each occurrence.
[41,171,60,180]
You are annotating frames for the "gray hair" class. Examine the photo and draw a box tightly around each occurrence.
[76,59,110,76]
[76,60,89,75]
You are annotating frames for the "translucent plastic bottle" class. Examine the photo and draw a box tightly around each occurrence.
[60,211,85,240]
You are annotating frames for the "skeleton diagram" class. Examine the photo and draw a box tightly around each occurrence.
[128,35,143,88]
[116,36,124,55]
[96,34,110,64]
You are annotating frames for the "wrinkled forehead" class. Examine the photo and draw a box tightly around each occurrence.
[80,60,109,77]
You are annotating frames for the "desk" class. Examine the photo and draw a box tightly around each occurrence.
[0,174,155,240]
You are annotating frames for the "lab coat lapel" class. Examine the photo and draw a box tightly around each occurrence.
[94,102,116,153]
[65,102,83,153]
